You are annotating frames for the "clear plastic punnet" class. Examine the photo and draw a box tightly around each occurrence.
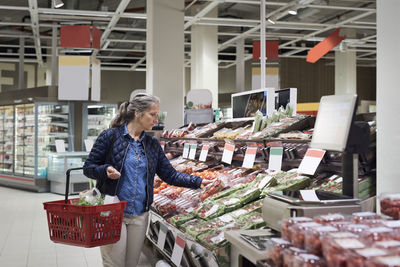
[282,247,307,267]
[289,222,323,248]
[304,225,338,256]
[367,255,400,267]
[380,193,400,219]
[281,217,313,241]
[266,238,292,267]
[347,247,389,267]
[291,253,326,267]
[352,212,381,223]
[313,213,345,225]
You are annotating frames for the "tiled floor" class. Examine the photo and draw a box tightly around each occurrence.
[0,186,153,267]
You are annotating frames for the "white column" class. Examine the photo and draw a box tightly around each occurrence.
[236,38,245,92]
[146,0,185,129]
[335,29,356,95]
[377,1,400,199]
[190,5,218,109]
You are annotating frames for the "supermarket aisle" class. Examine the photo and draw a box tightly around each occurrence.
[0,186,152,267]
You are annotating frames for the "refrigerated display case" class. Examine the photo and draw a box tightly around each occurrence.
[0,101,74,192]
[82,103,117,149]
[0,105,14,173]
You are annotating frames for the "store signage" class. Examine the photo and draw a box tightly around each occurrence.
[306,28,345,63]
[171,235,186,266]
[252,40,279,61]
[298,149,326,175]
[182,143,190,158]
[242,146,257,168]
[199,144,209,162]
[269,147,283,171]
[157,223,168,250]
[189,144,197,160]
[222,143,235,164]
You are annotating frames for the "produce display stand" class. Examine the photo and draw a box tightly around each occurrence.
[149,112,376,266]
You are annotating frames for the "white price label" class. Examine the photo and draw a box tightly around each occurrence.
[189,144,197,160]
[257,175,273,189]
[182,143,190,158]
[199,145,209,162]
[300,190,320,201]
[297,149,326,175]
[171,235,186,267]
[269,147,283,171]
[157,223,168,250]
[242,146,257,168]
[222,143,235,164]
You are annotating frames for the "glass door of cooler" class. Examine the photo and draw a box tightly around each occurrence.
[82,104,117,149]
[15,104,35,176]
[36,103,73,178]
[0,106,14,173]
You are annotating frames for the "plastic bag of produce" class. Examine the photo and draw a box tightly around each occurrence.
[215,196,242,213]
[228,198,264,219]
[232,186,261,205]
[199,178,226,201]
[196,201,226,221]
[253,110,263,133]
[76,187,104,206]
[207,183,248,202]
[239,211,266,229]
[169,210,197,228]
[181,218,207,238]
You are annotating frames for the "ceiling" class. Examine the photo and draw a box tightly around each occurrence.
[0,0,377,71]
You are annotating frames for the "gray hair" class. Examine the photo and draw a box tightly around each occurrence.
[110,93,160,128]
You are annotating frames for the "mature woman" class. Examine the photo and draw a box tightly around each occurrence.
[83,93,207,267]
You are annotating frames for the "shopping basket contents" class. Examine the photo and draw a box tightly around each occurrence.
[43,167,127,248]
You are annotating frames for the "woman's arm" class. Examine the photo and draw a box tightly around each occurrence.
[83,129,113,186]
[156,143,203,189]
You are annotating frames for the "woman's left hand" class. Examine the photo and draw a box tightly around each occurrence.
[200,179,212,189]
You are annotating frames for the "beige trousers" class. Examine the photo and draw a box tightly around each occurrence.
[101,212,149,267]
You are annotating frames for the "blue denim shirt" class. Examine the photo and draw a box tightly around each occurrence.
[117,124,147,215]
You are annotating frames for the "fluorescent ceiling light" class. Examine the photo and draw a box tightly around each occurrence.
[267,18,275,24]
[288,9,298,15]
[53,0,64,8]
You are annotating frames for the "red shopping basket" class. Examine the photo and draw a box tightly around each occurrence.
[43,167,127,248]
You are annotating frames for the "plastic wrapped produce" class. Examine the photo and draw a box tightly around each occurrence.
[237,211,266,229]
[360,227,396,244]
[304,225,338,256]
[283,247,307,267]
[229,198,264,219]
[374,240,400,253]
[290,222,323,248]
[231,186,261,205]
[292,253,326,267]
[253,110,263,133]
[352,212,381,223]
[281,217,313,241]
[199,179,225,201]
[380,193,400,220]
[313,213,345,225]
[169,211,196,228]
[207,184,248,202]
[196,202,225,221]
[342,223,370,235]
[181,218,206,238]
[367,256,400,267]
[266,238,292,267]
[197,228,236,250]
[323,236,366,267]
[215,196,242,213]
[347,248,390,267]
[329,220,353,230]
[359,219,388,227]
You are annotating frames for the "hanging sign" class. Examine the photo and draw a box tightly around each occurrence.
[222,143,235,164]
[189,144,197,160]
[171,235,186,266]
[242,146,257,168]
[306,28,346,63]
[269,147,283,171]
[182,143,190,158]
[199,144,209,162]
[298,149,326,175]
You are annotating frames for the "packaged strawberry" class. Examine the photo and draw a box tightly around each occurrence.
[373,240,400,253]
[199,179,225,201]
[266,238,292,267]
[380,193,400,220]
[323,237,367,267]
[215,196,242,212]
[381,220,400,235]
[321,232,362,265]
[313,213,345,225]
[280,217,313,241]
[341,223,370,235]
[237,211,266,229]
[169,209,196,228]
[304,225,338,256]
[291,253,326,267]
[359,219,388,227]
[367,255,400,267]
[283,247,307,267]
[360,227,397,244]
[231,186,261,205]
[290,222,323,248]
[328,220,353,230]
[347,247,389,267]
[352,212,381,223]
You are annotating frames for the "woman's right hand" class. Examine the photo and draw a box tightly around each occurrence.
[107,166,121,179]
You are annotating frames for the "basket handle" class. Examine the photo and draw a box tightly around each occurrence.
[65,167,95,204]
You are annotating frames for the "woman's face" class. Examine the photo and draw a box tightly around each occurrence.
[136,103,159,131]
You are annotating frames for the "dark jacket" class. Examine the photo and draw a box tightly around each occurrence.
[83,126,202,212]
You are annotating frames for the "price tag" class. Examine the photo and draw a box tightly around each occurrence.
[171,235,186,267]
[297,149,326,175]
[300,190,320,201]
[222,143,235,164]
[242,146,257,168]
[199,144,209,162]
[157,223,168,250]
[188,144,197,160]
[55,139,66,153]
[160,141,165,151]
[269,147,283,171]
[182,143,190,158]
